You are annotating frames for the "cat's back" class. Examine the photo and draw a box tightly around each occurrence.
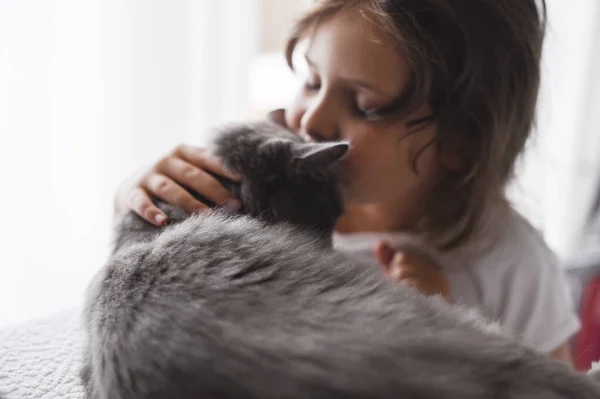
[97,210,336,308]
[86,211,394,398]
[85,212,600,399]
[91,210,385,346]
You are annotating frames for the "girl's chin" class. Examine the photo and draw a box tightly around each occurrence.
[340,187,376,208]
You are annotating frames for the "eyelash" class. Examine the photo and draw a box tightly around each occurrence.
[303,79,376,120]
[303,80,320,92]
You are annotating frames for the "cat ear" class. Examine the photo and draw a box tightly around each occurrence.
[291,141,350,173]
[295,142,350,164]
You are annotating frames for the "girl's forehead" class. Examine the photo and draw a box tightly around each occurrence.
[305,8,410,96]
[308,8,395,60]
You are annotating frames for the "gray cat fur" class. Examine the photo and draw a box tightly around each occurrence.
[81,120,600,398]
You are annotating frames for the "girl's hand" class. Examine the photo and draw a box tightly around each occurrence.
[375,241,451,301]
[114,109,287,227]
[114,145,242,226]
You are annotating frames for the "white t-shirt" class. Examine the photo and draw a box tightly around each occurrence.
[332,203,581,354]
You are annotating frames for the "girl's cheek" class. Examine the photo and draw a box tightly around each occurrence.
[344,136,381,176]
[341,144,362,176]
[338,146,373,197]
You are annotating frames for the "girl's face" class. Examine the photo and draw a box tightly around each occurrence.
[283,8,444,221]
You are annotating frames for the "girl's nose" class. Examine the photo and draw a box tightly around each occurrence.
[300,98,340,142]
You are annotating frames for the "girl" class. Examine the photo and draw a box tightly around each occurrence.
[113,0,579,363]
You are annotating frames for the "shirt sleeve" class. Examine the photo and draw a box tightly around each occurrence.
[497,239,581,354]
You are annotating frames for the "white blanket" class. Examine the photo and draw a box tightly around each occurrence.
[0,308,85,399]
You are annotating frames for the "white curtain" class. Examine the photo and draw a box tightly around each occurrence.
[1,0,599,328]
[0,0,258,327]
[508,0,600,263]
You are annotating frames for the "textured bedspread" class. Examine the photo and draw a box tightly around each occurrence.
[1,307,599,399]
[0,308,85,399]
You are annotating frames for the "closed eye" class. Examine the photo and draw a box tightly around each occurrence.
[304,80,320,92]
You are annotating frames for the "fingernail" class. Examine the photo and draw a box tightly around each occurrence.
[390,267,401,280]
[155,214,166,225]
[225,167,242,181]
[228,171,242,181]
[224,199,241,212]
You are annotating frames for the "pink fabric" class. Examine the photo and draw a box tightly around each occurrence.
[575,277,600,371]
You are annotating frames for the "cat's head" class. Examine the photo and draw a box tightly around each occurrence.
[209,121,349,235]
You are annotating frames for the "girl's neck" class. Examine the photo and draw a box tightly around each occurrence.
[335,202,423,234]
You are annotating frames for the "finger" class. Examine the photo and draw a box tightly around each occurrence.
[390,250,430,267]
[127,187,167,226]
[143,173,208,215]
[158,157,239,210]
[174,145,241,182]
[388,265,402,281]
[400,277,422,290]
[387,263,419,281]
[375,241,396,266]
[391,251,410,266]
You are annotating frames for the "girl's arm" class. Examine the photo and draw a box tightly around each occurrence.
[375,240,576,366]
[375,241,451,301]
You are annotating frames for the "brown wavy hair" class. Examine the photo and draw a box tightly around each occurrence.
[285,0,547,249]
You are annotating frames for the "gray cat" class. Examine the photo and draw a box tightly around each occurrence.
[81,120,600,398]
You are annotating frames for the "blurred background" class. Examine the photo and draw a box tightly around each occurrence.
[0,0,599,355]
